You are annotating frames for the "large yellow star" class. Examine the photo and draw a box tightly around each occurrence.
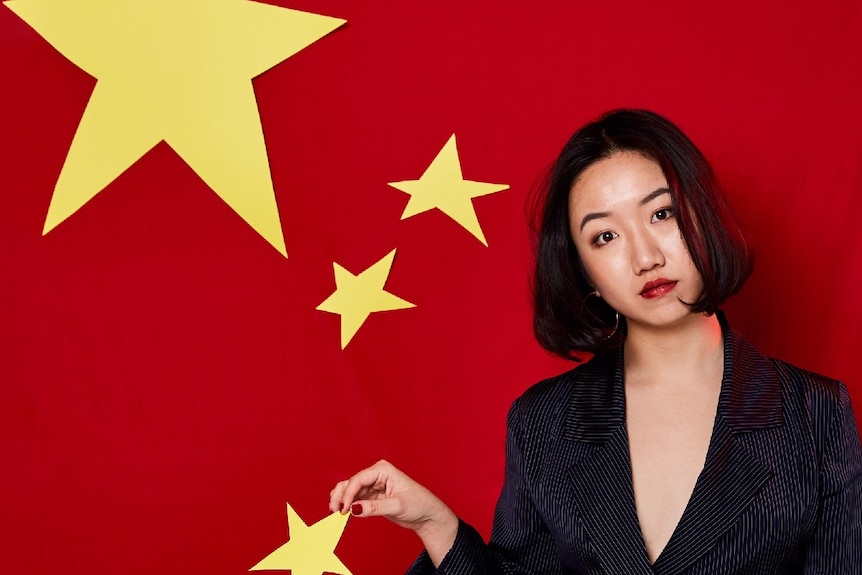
[250,504,352,575]
[388,134,509,246]
[4,0,346,256]
[316,249,415,349]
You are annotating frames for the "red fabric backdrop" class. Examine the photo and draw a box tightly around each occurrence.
[2,1,861,573]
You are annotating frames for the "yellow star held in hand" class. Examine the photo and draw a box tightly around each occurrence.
[317,249,415,349]
[4,0,346,257]
[250,504,352,575]
[388,134,509,246]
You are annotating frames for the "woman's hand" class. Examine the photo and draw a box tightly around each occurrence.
[329,460,459,566]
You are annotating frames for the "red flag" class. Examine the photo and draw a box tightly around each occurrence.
[2,1,860,573]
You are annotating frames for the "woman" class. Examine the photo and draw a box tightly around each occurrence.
[328,110,862,574]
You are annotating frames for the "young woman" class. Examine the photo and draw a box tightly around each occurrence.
[328,110,862,574]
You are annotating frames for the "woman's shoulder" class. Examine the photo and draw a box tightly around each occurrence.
[769,356,846,397]
[723,318,851,424]
[768,356,861,479]
[729,326,854,446]
[509,351,620,431]
[517,351,615,402]
[503,352,621,472]
[768,356,853,430]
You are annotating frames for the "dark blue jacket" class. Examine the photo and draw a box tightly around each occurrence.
[409,320,862,574]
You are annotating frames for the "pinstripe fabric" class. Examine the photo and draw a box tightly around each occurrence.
[407,316,862,574]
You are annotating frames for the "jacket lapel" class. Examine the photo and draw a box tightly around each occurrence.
[564,350,655,575]
[652,318,784,575]
[562,315,784,575]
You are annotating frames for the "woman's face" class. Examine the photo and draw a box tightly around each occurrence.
[568,151,703,331]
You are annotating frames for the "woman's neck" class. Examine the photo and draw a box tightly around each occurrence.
[623,312,724,388]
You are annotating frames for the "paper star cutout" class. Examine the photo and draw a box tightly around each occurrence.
[250,504,352,575]
[316,249,415,349]
[4,0,346,256]
[388,134,509,246]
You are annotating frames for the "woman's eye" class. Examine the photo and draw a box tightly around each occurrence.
[651,207,674,223]
[594,231,618,246]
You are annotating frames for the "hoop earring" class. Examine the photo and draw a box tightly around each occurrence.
[608,311,620,340]
[582,291,620,340]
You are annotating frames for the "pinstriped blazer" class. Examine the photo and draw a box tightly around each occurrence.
[408,319,862,574]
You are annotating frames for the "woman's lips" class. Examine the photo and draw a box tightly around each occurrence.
[640,279,678,299]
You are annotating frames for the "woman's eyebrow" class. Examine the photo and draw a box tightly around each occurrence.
[639,187,671,205]
[578,188,671,232]
[579,210,610,232]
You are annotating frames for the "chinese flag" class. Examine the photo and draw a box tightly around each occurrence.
[1,1,861,574]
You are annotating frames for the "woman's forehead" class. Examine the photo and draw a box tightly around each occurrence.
[569,152,668,212]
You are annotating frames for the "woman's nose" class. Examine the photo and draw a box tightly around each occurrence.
[630,230,665,274]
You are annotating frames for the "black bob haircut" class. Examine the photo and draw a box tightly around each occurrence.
[532,109,753,361]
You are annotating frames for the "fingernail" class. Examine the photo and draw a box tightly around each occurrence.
[350,503,362,516]
[338,502,344,512]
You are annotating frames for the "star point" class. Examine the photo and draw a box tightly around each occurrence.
[316,249,415,349]
[388,134,509,246]
[5,0,346,256]
[250,504,352,575]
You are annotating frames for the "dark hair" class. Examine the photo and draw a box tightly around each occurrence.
[531,109,753,360]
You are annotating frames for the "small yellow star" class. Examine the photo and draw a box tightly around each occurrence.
[316,249,415,349]
[388,134,509,246]
[250,504,352,575]
[4,0,346,256]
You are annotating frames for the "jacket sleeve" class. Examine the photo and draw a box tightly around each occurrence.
[405,398,562,575]
[803,382,862,573]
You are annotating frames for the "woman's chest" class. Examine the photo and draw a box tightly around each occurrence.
[529,422,819,574]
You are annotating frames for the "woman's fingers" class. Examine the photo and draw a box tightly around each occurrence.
[328,480,347,512]
[349,495,403,518]
[334,460,398,513]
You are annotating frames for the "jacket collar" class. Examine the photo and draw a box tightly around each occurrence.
[716,311,785,431]
[562,310,784,442]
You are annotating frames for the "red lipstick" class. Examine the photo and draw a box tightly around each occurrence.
[640,279,678,299]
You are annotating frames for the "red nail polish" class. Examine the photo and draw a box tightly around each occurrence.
[351,503,362,516]
[338,502,343,512]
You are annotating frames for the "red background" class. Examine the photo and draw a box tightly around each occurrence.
[2,1,861,573]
